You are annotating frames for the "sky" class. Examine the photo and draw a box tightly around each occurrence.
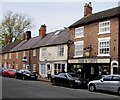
[0,0,120,37]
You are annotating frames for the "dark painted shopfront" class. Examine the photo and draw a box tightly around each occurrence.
[68,58,110,80]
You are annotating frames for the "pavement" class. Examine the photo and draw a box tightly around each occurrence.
[37,76,51,82]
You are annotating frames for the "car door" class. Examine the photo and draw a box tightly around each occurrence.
[96,76,112,91]
[108,75,120,92]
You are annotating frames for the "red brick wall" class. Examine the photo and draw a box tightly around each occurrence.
[69,17,119,61]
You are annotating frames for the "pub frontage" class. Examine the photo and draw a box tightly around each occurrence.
[68,57,111,80]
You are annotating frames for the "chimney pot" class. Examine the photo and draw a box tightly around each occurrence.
[84,2,92,16]
[26,31,31,40]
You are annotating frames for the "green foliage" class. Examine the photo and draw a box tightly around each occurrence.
[0,11,34,46]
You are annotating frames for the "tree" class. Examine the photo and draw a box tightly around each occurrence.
[0,11,33,46]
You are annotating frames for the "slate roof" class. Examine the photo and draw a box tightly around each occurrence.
[69,6,120,28]
[32,28,69,48]
[10,36,41,52]
[1,40,21,54]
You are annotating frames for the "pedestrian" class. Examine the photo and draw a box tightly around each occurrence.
[47,68,51,80]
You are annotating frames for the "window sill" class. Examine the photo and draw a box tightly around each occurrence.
[74,36,84,39]
[74,55,83,58]
[98,32,110,35]
[97,54,110,57]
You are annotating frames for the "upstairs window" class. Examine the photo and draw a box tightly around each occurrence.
[74,41,83,57]
[16,52,18,58]
[99,21,110,34]
[57,45,64,56]
[23,51,26,57]
[98,37,110,56]
[9,53,11,59]
[33,50,36,57]
[5,54,8,59]
[75,26,84,38]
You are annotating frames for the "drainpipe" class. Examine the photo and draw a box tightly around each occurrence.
[118,15,120,74]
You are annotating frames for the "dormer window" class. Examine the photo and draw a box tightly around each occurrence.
[75,26,84,38]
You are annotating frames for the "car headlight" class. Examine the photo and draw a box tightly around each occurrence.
[75,80,81,83]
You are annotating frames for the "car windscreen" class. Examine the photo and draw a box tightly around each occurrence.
[9,69,16,72]
[24,70,32,74]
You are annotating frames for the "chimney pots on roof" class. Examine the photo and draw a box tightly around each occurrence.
[39,24,46,38]
[84,2,92,17]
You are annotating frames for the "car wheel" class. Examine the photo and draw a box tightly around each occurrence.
[89,84,96,92]
[51,79,56,85]
[22,76,26,80]
[117,88,120,96]
[68,81,73,88]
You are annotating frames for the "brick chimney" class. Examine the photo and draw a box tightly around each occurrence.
[26,31,31,40]
[39,24,46,38]
[84,2,92,17]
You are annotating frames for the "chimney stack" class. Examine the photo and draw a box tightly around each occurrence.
[84,2,92,17]
[26,31,31,40]
[39,24,46,38]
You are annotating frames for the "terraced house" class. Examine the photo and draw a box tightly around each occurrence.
[68,2,120,80]
[0,24,70,77]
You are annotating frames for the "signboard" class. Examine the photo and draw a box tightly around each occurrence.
[68,58,110,64]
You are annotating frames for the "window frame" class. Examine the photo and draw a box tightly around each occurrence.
[75,26,84,38]
[57,45,64,57]
[16,52,18,58]
[41,64,46,75]
[33,50,36,57]
[5,54,8,59]
[98,21,110,34]
[74,41,84,57]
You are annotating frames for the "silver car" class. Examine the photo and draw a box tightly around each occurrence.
[88,74,120,95]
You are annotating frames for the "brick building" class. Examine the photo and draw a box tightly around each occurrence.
[68,2,120,80]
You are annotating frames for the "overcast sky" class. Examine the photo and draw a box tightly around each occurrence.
[0,0,119,37]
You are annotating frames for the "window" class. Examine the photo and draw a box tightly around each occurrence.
[33,50,36,57]
[8,64,11,69]
[98,37,110,56]
[75,26,84,38]
[57,45,64,56]
[41,47,47,59]
[33,64,36,72]
[9,53,11,59]
[74,41,83,57]
[16,52,18,58]
[112,76,120,81]
[23,64,26,69]
[5,54,8,59]
[16,64,18,70]
[41,64,46,75]
[103,76,112,81]
[99,21,110,34]
[23,51,26,57]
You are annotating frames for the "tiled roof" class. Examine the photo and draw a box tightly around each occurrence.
[69,6,120,28]
[32,28,69,48]
[10,36,41,52]
[1,40,22,54]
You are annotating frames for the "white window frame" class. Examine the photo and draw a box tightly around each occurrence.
[33,64,36,72]
[57,45,64,57]
[74,41,84,58]
[98,37,110,56]
[9,53,11,59]
[98,21,110,34]
[16,52,18,58]
[5,54,8,59]
[75,26,84,38]
[40,64,46,75]
[33,50,36,57]
[23,51,26,57]
[16,64,18,70]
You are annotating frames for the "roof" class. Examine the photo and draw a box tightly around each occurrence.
[1,40,22,54]
[32,28,69,48]
[10,36,41,52]
[69,6,120,28]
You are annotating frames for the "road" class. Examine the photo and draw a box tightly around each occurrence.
[2,76,119,99]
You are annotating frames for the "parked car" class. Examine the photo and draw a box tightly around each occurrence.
[7,69,16,77]
[51,72,89,88]
[88,74,120,95]
[15,69,38,80]
[2,68,9,77]
[0,67,4,76]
